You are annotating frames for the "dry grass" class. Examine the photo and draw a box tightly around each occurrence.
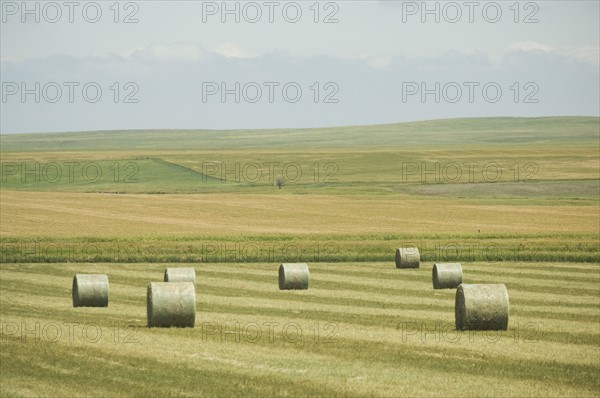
[1,190,598,238]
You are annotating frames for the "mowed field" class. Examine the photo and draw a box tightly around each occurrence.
[1,117,599,397]
[1,262,598,397]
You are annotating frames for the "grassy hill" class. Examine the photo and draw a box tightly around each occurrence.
[1,117,598,152]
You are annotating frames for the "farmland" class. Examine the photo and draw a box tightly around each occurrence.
[1,117,599,396]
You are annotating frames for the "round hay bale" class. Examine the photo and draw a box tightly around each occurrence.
[278,263,309,290]
[164,267,196,284]
[147,282,196,328]
[432,263,463,289]
[395,247,420,268]
[455,284,509,330]
[72,274,109,307]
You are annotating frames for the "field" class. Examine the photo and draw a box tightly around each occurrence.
[1,117,599,397]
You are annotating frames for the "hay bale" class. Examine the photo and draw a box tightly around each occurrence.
[395,247,420,268]
[72,274,109,307]
[147,282,196,328]
[164,267,196,284]
[432,263,463,289]
[278,263,309,290]
[455,284,509,330]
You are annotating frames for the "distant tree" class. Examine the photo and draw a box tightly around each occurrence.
[275,177,286,189]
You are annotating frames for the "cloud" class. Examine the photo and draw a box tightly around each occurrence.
[562,45,600,66]
[0,56,21,63]
[509,41,554,53]
[508,41,599,66]
[363,55,392,70]
[116,42,257,64]
[214,42,257,59]
[125,43,207,63]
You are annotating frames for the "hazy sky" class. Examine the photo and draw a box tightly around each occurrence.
[1,0,598,133]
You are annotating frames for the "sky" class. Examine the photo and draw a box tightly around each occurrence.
[1,0,599,133]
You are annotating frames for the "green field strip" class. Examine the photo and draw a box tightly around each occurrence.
[3,234,598,264]
[149,157,223,182]
[0,157,234,193]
